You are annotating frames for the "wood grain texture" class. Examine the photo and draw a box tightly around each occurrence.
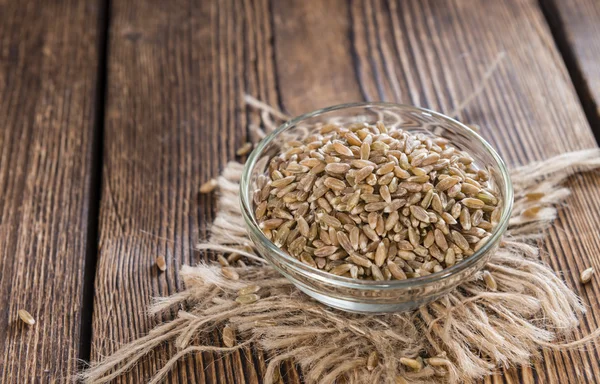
[277,0,600,378]
[276,1,600,383]
[541,0,600,133]
[91,0,279,382]
[0,0,103,382]
[91,0,600,383]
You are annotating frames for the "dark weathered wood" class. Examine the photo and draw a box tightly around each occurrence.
[278,0,600,381]
[0,0,103,382]
[275,1,600,383]
[91,0,278,382]
[91,0,600,383]
[541,0,600,133]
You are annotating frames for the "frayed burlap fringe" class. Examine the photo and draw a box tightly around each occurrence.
[81,93,600,383]
[81,148,600,384]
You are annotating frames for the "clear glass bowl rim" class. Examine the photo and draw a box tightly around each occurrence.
[240,102,514,291]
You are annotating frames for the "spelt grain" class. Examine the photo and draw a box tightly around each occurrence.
[580,267,594,284]
[156,256,167,272]
[18,309,35,325]
[222,326,236,347]
[255,120,501,280]
[367,351,379,371]
[200,178,218,193]
[400,357,423,371]
[217,255,229,267]
[236,294,260,304]
[483,270,497,291]
[236,142,253,156]
[238,285,261,295]
[222,267,239,280]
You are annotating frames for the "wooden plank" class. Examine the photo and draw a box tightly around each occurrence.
[91,0,279,382]
[273,1,600,383]
[0,0,104,382]
[541,0,600,132]
[92,1,600,383]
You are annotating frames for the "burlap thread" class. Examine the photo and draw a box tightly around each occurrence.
[81,87,600,383]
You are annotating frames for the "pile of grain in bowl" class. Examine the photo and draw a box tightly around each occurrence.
[253,121,501,280]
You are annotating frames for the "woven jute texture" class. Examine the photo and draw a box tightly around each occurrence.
[81,93,600,384]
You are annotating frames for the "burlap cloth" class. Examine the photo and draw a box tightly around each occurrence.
[81,88,600,383]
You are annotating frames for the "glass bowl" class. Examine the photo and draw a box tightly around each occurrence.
[240,103,513,313]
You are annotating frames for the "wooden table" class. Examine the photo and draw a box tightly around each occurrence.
[1,0,599,382]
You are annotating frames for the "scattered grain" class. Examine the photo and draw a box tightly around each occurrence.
[200,179,218,193]
[522,205,541,218]
[236,142,253,156]
[526,192,545,201]
[238,285,261,295]
[367,351,379,371]
[580,267,594,284]
[222,326,236,347]
[400,357,423,371]
[227,252,241,263]
[156,256,167,272]
[217,255,229,267]
[236,294,260,304]
[222,267,239,280]
[483,270,497,291]
[18,309,35,325]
